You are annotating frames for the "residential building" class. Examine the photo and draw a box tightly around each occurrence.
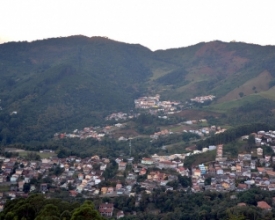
[99,203,114,217]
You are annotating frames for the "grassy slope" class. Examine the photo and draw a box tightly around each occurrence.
[217,70,273,103]
[149,41,275,104]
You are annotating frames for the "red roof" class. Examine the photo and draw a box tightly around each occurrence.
[257,201,271,210]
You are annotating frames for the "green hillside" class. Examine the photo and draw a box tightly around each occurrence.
[150,41,275,101]
[0,36,154,143]
[1,36,275,144]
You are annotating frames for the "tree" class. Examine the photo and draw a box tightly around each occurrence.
[35,204,60,220]
[60,210,71,220]
[239,92,244,98]
[70,201,104,220]
[248,134,255,146]
[178,175,191,187]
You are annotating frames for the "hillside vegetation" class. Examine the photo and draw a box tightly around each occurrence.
[1,36,275,143]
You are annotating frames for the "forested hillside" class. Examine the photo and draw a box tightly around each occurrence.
[0,36,153,143]
[1,36,275,144]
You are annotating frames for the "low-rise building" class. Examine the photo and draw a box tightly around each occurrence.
[99,203,114,217]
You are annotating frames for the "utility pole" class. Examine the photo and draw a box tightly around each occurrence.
[129,138,132,156]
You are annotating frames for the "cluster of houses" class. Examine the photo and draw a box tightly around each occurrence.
[0,152,187,217]
[148,119,227,140]
[0,155,129,218]
[2,128,275,216]
[136,129,275,197]
[184,124,227,137]
[105,112,139,121]
[134,95,180,111]
[150,129,171,140]
[54,126,113,141]
[190,95,215,103]
[190,132,275,195]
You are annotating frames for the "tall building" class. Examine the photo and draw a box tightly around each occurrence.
[216,144,225,161]
[216,145,223,158]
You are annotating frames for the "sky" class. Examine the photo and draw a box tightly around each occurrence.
[1,0,275,51]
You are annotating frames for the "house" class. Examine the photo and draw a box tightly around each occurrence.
[221,181,231,190]
[251,160,256,170]
[257,147,263,156]
[99,203,114,217]
[30,185,36,192]
[176,167,189,177]
[78,173,84,180]
[257,201,271,211]
[118,162,127,171]
[10,174,19,182]
[237,183,248,192]
[83,166,92,174]
[198,164,207,175]
[139,168,147,175]
[100,164,107,171]
[147,171,167,181]
[216,168,224,175]
[141,158,154,165]
[117,211,124,219]
[118,136,128,141]
[257,167,266,175]
[193,169,201,177]
[266,170,275,178]
[158,161,177,169]
[69,190,78,197]
[116,183,122,190]
[152,154,160,161]
[10,184,18,191]
[18,181,24,191]
[126,173,137,181]
[0,175,7,183]
[15,168,23,175]
[101,187,107,194]
[116,189,125,195]
[115,158,123,164]
[268,184,275,191]
[107,187,114,194]
[40,183,48,192]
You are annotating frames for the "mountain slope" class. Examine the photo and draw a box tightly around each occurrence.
[150,41,275,101]
[1,37,275,144]
[0,36,154,143]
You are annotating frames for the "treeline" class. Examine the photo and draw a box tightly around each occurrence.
[121,187,275,220]
[219,99,275,126]
[0,194,104,220]
[4,187,275,220]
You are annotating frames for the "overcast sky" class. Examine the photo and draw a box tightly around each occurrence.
[0,0,275,51]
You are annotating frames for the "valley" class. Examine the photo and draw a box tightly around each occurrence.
[1,36,275,219]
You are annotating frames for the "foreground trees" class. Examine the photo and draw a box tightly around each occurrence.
[0,195,104,220]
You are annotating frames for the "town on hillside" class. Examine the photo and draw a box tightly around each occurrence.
[54,94,224,142]
[1,129,275,217]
